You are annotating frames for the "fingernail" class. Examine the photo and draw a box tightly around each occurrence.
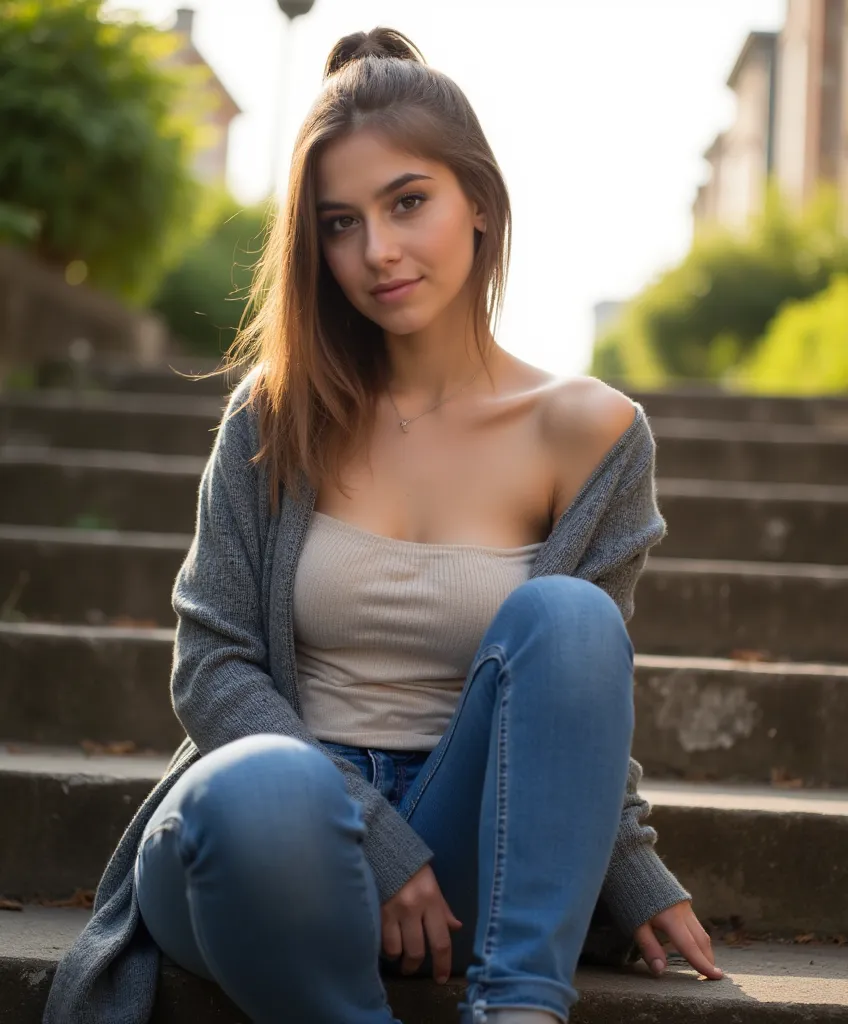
[437,975,448,985]
[651,958,665,975]
[714,967,724,978]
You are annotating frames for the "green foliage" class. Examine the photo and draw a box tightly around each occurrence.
[150,192,270,356]
[591,182,848,388]
[0,0,211,303]
[731,275,848,394]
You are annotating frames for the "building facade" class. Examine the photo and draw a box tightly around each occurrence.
[694,0,848,235]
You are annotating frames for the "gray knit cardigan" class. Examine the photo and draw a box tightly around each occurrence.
[43,366,690,1023]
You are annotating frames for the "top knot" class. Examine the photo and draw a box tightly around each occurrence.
[323,27,426,80]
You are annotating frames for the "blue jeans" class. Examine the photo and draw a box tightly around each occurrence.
[135,576,635,1023]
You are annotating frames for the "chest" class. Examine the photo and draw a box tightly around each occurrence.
[315,394,555,548]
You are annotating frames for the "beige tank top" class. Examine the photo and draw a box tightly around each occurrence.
[293,510,544,751]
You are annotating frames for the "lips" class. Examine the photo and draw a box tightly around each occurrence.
[370,277,421,295]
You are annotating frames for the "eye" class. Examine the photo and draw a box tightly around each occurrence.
[320,192,428,236]
[396,191,427,213]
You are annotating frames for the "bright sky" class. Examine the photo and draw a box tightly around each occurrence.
[110,0,786,376]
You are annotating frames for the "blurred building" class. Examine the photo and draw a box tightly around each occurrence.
[167,8,241,186]
[592,300,626,342]
[694,0,848,234]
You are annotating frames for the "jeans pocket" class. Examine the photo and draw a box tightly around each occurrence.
[322,742,373,784]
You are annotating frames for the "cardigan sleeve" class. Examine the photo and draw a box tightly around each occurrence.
[572,410,693,934]
[170,376,434,904]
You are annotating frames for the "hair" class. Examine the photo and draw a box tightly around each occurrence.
[204,26,512,513]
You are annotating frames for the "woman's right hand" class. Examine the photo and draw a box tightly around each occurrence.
[380,863,463,984]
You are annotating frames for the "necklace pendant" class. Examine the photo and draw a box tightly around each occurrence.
[400,419,410,432]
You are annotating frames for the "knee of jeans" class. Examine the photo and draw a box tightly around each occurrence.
[179,734,353,853]
[505,575,628,640]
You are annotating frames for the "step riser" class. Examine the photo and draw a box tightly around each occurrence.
[2,632,846,787]
[1,769,845,936]
[3,538,847,661]
[25,365,848,427]
[630,390,848,430]
[0,404,219,459]
[6,407,848,483]
[5,949,845,1024]
[656,435,848,485]
[3,463,846,563]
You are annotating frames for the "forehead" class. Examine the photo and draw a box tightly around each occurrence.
[315,129,445,198]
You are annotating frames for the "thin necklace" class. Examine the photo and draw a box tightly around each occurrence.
[387,367,482,432]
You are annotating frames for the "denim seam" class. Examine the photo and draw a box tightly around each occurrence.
[400,644,506,821]
[481,656,511,965]
[368,748,382,793]
[138,814,183,852]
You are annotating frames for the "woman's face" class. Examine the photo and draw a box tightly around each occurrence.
[315,128,486,334]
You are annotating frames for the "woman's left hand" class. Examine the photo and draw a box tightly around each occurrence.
[634,900,724,980]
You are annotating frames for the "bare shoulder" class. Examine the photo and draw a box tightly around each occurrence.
[540,376,638,522]
[540,375,637,451]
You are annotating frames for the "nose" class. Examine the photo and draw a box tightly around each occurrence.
[363,217,402,270]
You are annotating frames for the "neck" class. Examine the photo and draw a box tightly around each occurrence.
[383,296,496,405]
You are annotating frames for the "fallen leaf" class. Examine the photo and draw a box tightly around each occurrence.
[771,767,804,789]
[80,739,138,757]
[0,898,23,912]
[794,933,815,944]
[729,649,773,662]
[38,889,95,909]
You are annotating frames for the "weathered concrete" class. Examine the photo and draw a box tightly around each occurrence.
[628,388,848,431]
[3,624,847,787]
[651,418,848,484]
[1,905,846,1023]
[4,450,848,563]
[1,746,846,936]
[632,557,848,662]
[3,450,847,563]
[0,390,224,456]
[633,655,848,788]
[6,392,848,483]
[4,528,848,661]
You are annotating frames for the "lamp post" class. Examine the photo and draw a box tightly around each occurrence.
[267,0,316,199]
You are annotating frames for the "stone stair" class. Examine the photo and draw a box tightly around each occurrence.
[1,363,846,1021]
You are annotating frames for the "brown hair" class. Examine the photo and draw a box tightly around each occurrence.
[210,26,512,513]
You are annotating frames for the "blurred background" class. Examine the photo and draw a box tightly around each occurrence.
[1,0,846,394]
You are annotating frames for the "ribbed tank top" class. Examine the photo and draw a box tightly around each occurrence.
[292,510,545,751]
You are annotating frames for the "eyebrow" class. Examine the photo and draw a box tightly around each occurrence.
[316,173,434,214]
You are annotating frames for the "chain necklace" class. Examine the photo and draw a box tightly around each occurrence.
[387,367,482,432]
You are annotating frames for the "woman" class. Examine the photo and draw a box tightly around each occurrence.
[44,26,722,1024]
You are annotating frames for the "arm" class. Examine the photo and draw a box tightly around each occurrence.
[570,400,692,934]
[170,373,434,902]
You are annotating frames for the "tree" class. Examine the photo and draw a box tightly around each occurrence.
[0,0,210,303]
[150,192,270,356]
[732,275,848,394]
[590,183,848,387]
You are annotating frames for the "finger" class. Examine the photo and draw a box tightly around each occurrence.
[423,907,453,984]
[689,917,717,967]
[666,922,723,979]
[381,914,403,961]
[633,923,667,976]
[399,914,427,975]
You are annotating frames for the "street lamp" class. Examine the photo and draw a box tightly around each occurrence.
[268,0,316,198]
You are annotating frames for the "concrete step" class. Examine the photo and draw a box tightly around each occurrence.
[3,448,847,563]
[30,354,240,397]
[6,391,848,481]
[628,387,848,431]
[2,623,846,788]
[3,525,848,661]
[3,907,845,1024]
[0,390,225,456]
[1,744,846,937]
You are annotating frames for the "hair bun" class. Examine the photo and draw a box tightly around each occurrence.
[323,27,426,80]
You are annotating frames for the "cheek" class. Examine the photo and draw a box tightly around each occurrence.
[419,208,476,279]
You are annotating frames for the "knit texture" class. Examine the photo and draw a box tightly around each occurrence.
[43,365,691,1023]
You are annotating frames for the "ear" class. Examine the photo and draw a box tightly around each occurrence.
[472,202,487,234]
